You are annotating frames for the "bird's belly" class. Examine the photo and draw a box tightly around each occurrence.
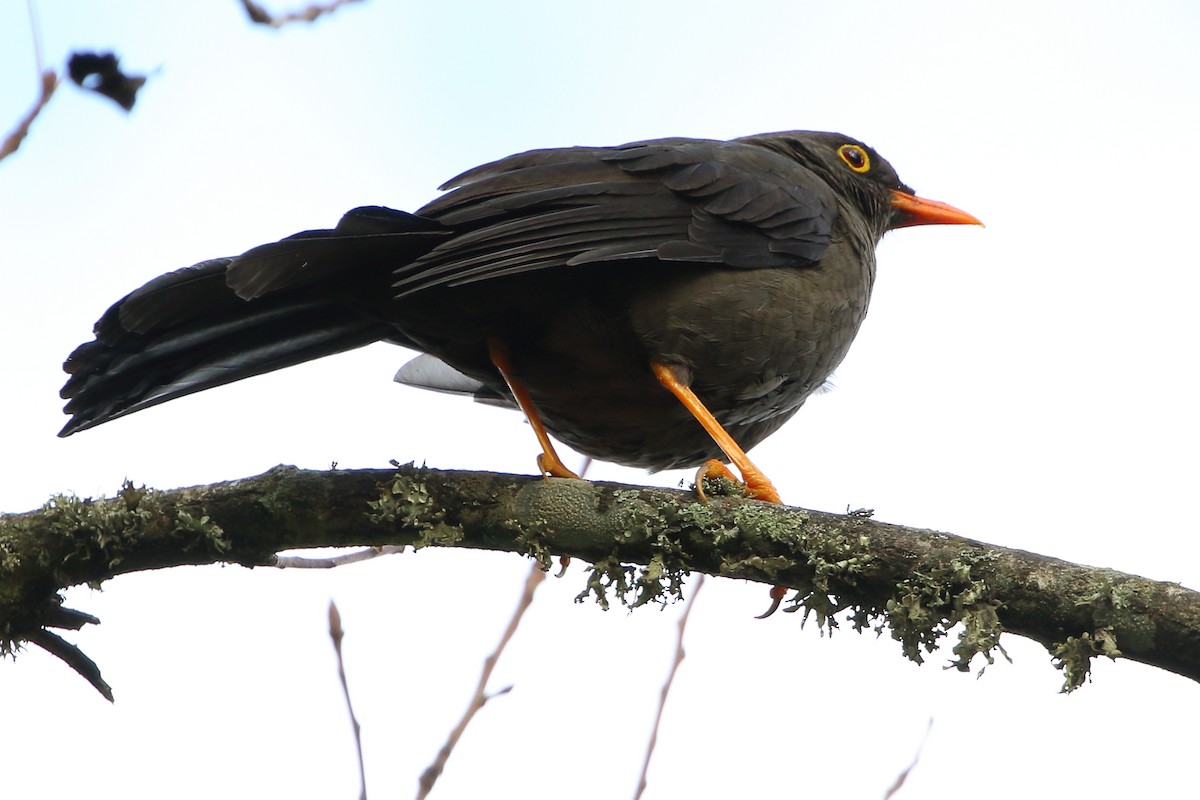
[395,262,871,471]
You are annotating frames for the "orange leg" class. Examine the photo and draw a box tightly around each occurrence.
[488,338,580,480]
[650,362,781,504]
[651,361,789,617]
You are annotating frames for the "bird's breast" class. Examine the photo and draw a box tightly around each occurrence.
[630,257,873,420]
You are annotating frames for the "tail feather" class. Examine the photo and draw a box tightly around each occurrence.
[60,288,390,436]
[59,206,446,436]
[105,258,248,337]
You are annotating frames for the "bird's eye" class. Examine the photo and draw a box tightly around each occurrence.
[837,144,870,173]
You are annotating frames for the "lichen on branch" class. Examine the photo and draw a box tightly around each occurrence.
[2,464,1199,698]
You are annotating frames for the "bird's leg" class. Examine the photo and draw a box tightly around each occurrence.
[487,338,580,480]
[651,361,789,616]
[650,362,781,503]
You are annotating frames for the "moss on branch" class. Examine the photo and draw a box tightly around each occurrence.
[3,464,1200,697]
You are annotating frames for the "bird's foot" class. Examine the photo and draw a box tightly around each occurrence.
[537,452,581,480]
[743,471,782,504]
[692,460,789,617]
[693,459,781,504]
[694,460,736,502]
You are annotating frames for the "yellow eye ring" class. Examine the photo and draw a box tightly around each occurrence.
[838,144,870,173]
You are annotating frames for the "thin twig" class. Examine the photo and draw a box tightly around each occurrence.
[5,73,57,161]
[882,718,934,799]
[240,0,363,28]
[633,574,705,800]
[274,546,405,568]
[329,600,367,800]
[415,562,546,800]
[1,0,58,163]
[26,0,44,73]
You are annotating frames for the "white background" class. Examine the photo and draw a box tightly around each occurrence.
[2,2,1198,797]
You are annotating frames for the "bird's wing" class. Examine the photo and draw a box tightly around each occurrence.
[394,137,834,297]
[223,206,450,301]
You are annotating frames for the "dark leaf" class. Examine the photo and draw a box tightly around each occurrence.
[67,52,146,112]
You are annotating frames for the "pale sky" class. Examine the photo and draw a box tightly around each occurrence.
[2,2,1199,798]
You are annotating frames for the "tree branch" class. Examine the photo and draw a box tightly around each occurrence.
[416,562,543,800]
[239,0,363,28]
[0,69,57,163]
[2,464,1198,695]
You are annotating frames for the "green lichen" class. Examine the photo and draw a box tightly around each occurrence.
[510,518,554,571]
[883,554,1006,674]
[40,480,228,573]
[49,493,141,571]
[588,489,687,609]
[576,556,637,611]
[1077,573,1137,611]
[656,496,1012,675]
[1075,574,1156,653]
[565,488,691,611]
[1053,628,1121,692]
[174,510,229,554]
[950,601,1008,674]
[576,553,688,611]
[675,502,717,530]
[720,504,872,632]
[367,467,458,548]
[675,501,742,548]
[0,537,19,574]
[608,489,668,544]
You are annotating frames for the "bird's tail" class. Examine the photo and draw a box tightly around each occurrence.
[59,206,448,436]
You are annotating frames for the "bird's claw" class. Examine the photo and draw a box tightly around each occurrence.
[537,453,581,480]
[755,585,790,619]
[693,459,781,503]
[694,459,739,502]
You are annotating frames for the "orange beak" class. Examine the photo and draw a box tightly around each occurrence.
[890,190,983,228]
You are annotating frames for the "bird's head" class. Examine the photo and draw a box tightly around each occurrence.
[739,131,982,238]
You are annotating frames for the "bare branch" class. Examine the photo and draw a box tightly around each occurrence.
[0,69,57,163]
[329,601,367,800]
[416,562,545,799]
[3,465,1200,697]
[882,718,933,799]
[25,627,112,701]
[275,545,406,568]
[634,574,704,800]
[240,0,364,28]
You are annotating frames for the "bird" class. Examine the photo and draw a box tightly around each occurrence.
[59,131,980,511]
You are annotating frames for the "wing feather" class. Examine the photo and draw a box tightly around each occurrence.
[396,137,835,297]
